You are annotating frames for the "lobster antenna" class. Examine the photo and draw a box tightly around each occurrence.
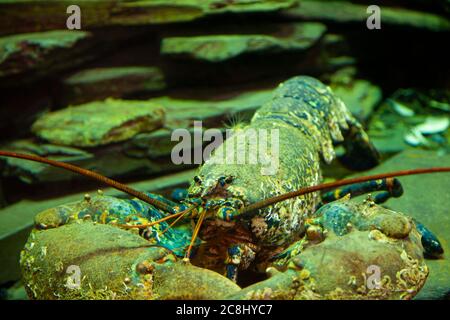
[239,167,450,215]
[184,208,207,261]
[118,205,197,230]
[0,151,176,214]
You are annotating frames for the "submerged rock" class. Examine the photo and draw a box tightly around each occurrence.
[352,149,450,299]
[368,89,449,155]
[0,30,93,84]
[31,99,165,147]
[62,66,166,106]
[2,89,273,183]
[329,70,382,123]
[0,169,196,285]
[283,1,450,31]
[0,0,297,35]
[161,22,326,62]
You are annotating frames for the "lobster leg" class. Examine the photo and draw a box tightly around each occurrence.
[313,195,444,258]
[338,119,380,170]
[224,243,257,282]
[320,178,404,205]
[225,245,242,282]
[413,219,444,258]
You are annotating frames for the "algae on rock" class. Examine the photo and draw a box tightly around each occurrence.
[31,99,165,147]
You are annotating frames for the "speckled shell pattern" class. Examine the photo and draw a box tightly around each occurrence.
[195,76,366,247]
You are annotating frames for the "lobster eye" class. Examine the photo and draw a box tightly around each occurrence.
[224,176,233,184]
[194,176,202,184]
[219,176,233,185]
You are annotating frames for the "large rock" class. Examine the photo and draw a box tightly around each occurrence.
[0,169,196,285]
[329,70,382,123]
[31,99,165,147]
[0,28,146,87]
[1,88,273,183]
[0,30,93,84]
[367,90,449,156]
[352,149,450,299]
[0,0,297,36]
[161,22,326,62]
[61,66,166,106]
[283,1,450,31]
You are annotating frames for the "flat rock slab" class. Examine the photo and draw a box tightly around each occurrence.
[352,149,450,299]
[0,30,92,80]
[0,169,196,285]
[31,99,165,147]
[152,89,273,127]
[0,0,297,35]
[2,88,273,183]
[284,1,450,31]
[62,66,166,105]
[161,22,326,62]
[331,78,382,123]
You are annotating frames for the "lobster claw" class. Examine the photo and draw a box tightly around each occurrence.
[20,220,240,299]
[228,200,429,300]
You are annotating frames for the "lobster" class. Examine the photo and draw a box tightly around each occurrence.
[1,76,448,299]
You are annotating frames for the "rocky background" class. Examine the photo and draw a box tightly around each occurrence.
[0,0,449,300]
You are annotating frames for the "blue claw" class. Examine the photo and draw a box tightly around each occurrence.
[414,219,444,258]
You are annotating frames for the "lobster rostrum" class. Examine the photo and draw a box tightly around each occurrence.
[1,76,448,300]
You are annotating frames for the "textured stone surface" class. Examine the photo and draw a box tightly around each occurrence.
[0,30,93,82]
[284,1,450,31]
[31,99,165,147]
[0,0,297,35]
[0,169,196,285]
[331,78,382,123]
[352,149,450,299]
[367,90,449,156]
[62,66,166,105]
[161,22,326,62]
[2,89,272,184]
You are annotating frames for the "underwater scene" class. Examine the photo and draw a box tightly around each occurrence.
[0,0,449,301]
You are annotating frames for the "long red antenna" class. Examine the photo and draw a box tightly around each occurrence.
[239,167,450,215]
[0,151,175,214]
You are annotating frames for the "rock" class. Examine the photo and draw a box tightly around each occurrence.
[283,1,450,31]
[151,89,272,128]
[31,99,165,147]
[61,66,166,106]
[20,221,240,299]
[161,22,326,62]
[0,0,297,36]
[0,169,196,285]
[123,89,273,157]
[368,90,449,156]
[330,75,382,123]
[0,30,93,85]
[2,88,273,184]
[351,149,450,299]
[1,138,193,184]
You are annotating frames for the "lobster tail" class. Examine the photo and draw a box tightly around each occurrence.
[252,76,379,168]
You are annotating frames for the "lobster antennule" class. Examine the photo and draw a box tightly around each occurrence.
[118,205,197,230]
[239,167,450,215]
[0,151,176,214]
